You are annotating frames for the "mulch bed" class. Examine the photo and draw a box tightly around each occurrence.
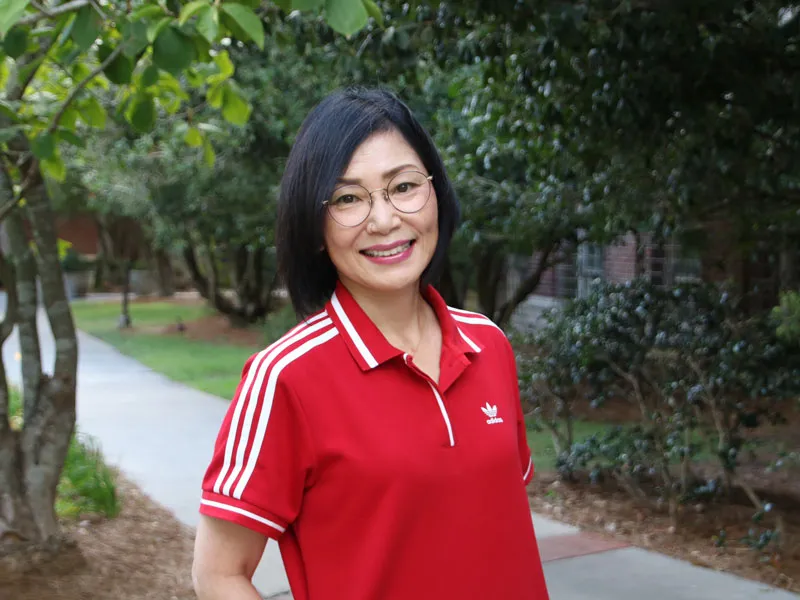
[528,466,800,593]
[160,313,266,347]
[0,475,197,600]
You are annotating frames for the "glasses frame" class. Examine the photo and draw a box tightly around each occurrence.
[323,171,434,228]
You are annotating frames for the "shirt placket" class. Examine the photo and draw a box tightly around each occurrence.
[402,352,456,448]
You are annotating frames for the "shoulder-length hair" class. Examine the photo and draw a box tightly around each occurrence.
[276,86,460,318]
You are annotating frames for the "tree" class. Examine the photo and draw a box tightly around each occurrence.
[369,0,799,325]
[0,0,374,560]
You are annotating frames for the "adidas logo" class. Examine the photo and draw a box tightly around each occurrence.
[481,403,504,425]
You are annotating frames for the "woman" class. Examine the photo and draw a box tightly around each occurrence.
[192,87,550,600]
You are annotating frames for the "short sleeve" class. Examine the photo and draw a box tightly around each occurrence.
[503,336,534,485]
[199,352,315,539]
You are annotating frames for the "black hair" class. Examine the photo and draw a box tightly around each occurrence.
[276,86,461,319]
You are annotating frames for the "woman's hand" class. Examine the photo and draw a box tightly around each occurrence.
[192,514,269,599]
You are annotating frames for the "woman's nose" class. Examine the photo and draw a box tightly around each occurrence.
[367,190,398,232]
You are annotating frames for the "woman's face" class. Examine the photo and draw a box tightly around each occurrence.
[323,129,439,297]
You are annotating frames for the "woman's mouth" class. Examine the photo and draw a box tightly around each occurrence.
[361,240,414,258]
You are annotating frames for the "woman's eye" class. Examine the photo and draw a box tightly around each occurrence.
[333,195,359,205]
[393,182,415,194]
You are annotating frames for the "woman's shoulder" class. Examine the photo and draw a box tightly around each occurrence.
[445,305,511,350]
[240,309,339,383]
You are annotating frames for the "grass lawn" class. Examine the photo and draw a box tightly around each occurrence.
[71,300,277,399]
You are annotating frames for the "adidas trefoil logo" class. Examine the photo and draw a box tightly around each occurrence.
[481,403,504,425]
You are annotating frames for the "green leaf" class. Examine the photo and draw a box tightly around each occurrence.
[32,132,56,160]
[0,126,24,144]
[179,0,210,25]
[128,94,156,132]
[3,26,28,58]
[0,0,31,38]
[221,83,251,125]
[220,3,264,49]
[273,0,291,9]
[184,126,203,147]
[147,17,172,43]
[140,63,160,87]
[191,34,212,62]
[207,82,224,108]
[361,0,383,27]
[121,20,149,58]
[79,96,106,129]
[41,153,66,182]
[0,100,17,122]
[60,106,79,130]
[196,5,219,43]
[98,44,134,85]
[57,129,86,148]
[202,137,215,167]
[152,26,195,74]
[16,52,44,82]
[70,5,101,51]
[325,0,368,36]
[130,4,166,21]
[213,50,234,77]
[292,0,324,9]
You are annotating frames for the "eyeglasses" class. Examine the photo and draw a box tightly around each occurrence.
[323,170,434,228]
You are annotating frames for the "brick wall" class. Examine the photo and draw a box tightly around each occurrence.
[604,234,638,283]
[56,215,99,256]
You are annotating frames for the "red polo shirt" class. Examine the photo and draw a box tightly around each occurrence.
[199,282,550,600]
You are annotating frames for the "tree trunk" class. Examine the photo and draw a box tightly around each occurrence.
[154,249,175,298]
[633,230,646,278]
[436,255,464,308]
[475,242,507,318]
[183,242,276,326]
[779,238,797,293]
[0,163,77,554]
[120,260,133,328]
[495,241,559,329]
[4,211,42,418]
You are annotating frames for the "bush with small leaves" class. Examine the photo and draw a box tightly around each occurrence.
[517,278,800,535]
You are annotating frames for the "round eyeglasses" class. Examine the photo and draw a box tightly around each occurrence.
[323,170,434,228]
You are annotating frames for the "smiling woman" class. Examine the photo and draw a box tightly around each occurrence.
[192,87,551,600]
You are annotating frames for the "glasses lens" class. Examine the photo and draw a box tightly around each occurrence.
[388,171,431,214]
[328,185,371,226]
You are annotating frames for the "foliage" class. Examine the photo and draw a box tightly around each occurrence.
[0,0,373,553]
[60,247,93,273]
[517,279,800,539]
[56,434,120,519]
[9,387,118,519]
[773,291,800,345]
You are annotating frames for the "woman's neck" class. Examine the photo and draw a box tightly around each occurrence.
[340,278,430,352]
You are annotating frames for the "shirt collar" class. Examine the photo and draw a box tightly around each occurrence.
[325,280,483,372]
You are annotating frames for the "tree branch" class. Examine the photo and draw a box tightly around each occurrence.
[17,0,91,26]
[495,241,560,328]
[0,165,39,223]
[0,254,18,344]
[48,43,124,134]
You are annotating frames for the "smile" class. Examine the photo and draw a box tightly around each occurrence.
[361,240,414,258]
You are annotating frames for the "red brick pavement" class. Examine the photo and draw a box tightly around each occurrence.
[538,531,630,563]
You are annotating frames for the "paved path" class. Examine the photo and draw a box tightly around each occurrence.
[3,299,798,600]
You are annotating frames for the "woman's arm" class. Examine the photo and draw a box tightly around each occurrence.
[192,514,269,600]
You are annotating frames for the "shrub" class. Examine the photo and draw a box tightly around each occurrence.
[773,290,800,346]
[517,279,800,534]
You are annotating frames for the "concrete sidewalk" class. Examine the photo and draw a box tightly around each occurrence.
[3,303,798,600]
[2,306,290,597]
